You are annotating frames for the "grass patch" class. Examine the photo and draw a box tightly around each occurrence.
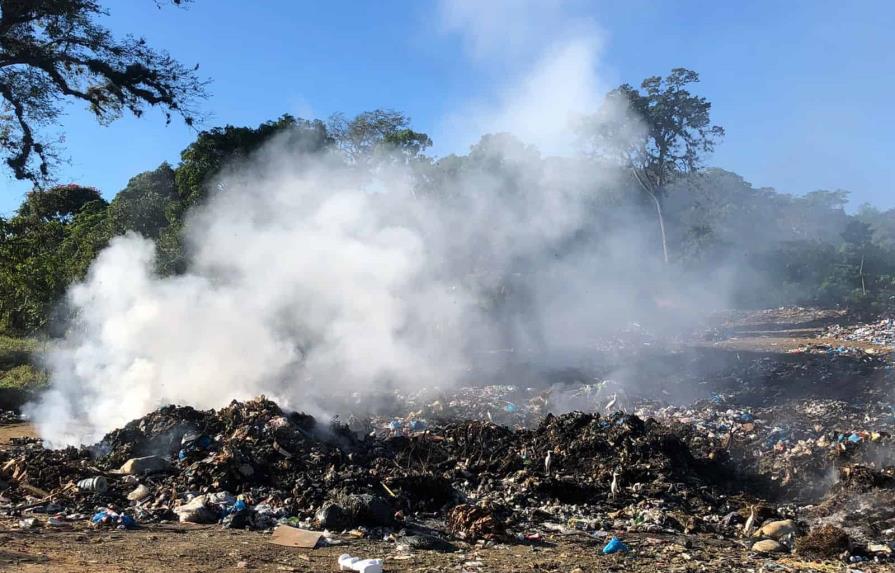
[0,335,43,354]
[0,335,47,392]
[0,364,48,390]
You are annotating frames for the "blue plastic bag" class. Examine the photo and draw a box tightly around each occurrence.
[603,536,629,555]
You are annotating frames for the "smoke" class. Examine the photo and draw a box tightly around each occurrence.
[436,0,606,155]
[26,2,730,446]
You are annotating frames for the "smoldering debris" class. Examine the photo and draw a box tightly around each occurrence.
[3,382,895,561]
[6,310,895,566]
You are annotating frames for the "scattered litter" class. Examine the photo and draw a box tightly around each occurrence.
[603,536,629,555]
[269,525,323,548]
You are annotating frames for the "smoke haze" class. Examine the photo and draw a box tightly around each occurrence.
[26,1,730,446]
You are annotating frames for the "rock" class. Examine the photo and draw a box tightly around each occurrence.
[752,539,786,554]
[795,525,850,559]
[754,519,796,540]
[127,484,151,501]
[118,455,171,475]
[316,502,351,531]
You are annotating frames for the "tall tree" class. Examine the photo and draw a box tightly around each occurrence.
[580,68,724,263]
[327,109,431,165]
[0,0,206,184]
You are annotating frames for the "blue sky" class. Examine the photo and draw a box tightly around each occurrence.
[1,0,891,214]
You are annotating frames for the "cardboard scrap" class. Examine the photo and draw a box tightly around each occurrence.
[269,526,323,549]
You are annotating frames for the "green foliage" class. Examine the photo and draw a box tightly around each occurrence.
[0,364,48,391]
[16,184,105,224]
[0,335,45,391]
[328,109,431,164]
[1,94,893,339]
[108,162,176,239]
[0,185,111,332]
[581,68,724,193]
[175,115,328,208]
[159,114,331,274]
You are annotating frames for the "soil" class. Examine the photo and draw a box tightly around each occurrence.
[0,519,871,573]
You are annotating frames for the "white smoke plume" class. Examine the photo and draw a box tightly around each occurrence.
[26,2,729,446]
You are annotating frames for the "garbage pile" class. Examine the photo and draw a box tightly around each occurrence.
[0,410,20,425]
[821,318,895,349]
[1,390,894,561]
[4,312,895,565]
[1,398,745,536]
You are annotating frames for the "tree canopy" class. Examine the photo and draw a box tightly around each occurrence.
[580,68,724,262]
[0,0,206,184]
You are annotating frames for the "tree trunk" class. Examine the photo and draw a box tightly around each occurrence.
[648,189,669,264]
[631,169,669,264]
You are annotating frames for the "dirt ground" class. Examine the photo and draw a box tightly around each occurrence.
[0,422,37,446]
[1,518,882,573]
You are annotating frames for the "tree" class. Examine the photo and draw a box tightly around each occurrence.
[580,68,724,262]
[15,183,103,224]
[154,115,330,274]
[0,0,206,184]
[0,185,110,332]
[108,162,176,239]
[327,109,431,164]
[174,114,327,208]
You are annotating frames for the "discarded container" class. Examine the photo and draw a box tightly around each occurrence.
[602,536,629,555]
[504,402,518,413]
[76,476,108,493]
[338,553,383,573]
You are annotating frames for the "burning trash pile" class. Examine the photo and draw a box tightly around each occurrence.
[3,391,895,563]
[1,398,740,537]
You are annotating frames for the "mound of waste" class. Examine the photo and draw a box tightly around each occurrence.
[3,395,895,560]
[1,398,749,535]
